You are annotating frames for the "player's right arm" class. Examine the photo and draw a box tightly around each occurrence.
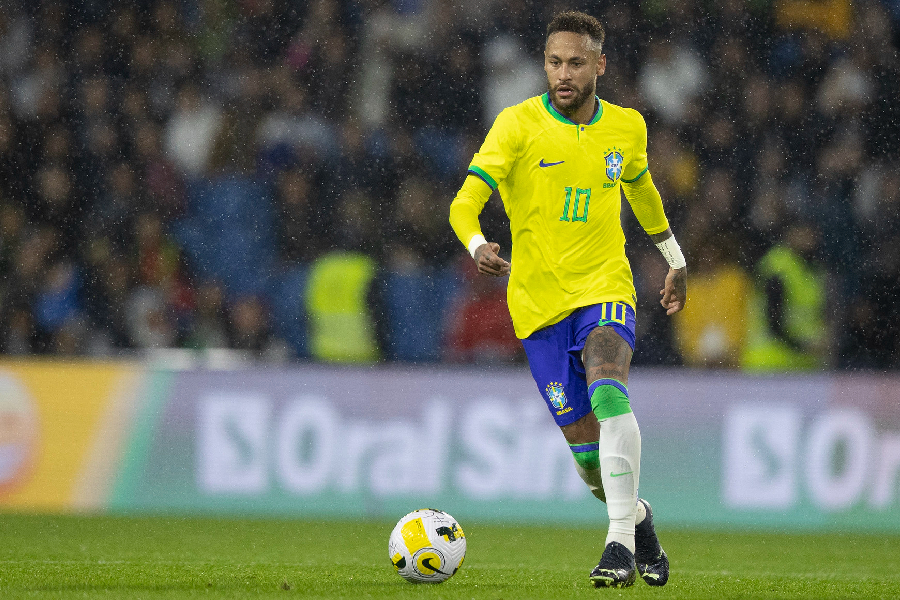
[449,108,520,277]
[449,176,511,276]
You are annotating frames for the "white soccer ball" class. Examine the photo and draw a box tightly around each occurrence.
[388,508,467,583]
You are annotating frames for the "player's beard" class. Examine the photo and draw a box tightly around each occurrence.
[549,80,595,118]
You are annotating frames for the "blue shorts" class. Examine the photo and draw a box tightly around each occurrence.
[521,302,636,427]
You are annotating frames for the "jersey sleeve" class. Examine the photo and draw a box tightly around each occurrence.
[619,108,668,235]
[466,107,521,191]
[622,170,669,235]
[620,108,649,184]
[449,174,493,249]
[449,108,521,250]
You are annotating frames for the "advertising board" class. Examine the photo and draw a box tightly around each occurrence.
[3,360,899,531]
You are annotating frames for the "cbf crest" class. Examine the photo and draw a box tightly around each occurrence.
[545,382,568,410]
[604,147,624,183]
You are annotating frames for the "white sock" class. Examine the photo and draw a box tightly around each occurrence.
[635,497,647,525]
[599,411,641,553]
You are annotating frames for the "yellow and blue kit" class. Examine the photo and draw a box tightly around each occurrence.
[449,93,670,340]
[450,93,673,426]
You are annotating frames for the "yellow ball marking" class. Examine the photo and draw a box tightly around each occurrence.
[400,518,431,553]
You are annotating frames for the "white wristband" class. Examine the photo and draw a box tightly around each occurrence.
[467,234,488,258]
[655,236,687,269]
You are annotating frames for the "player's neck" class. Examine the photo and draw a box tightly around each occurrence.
[554,96,598,125]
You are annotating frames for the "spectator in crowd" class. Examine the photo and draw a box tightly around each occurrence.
[228,294,282,358]
[638,37,708,126]
[305,248,380,363]
[841,165,900,368]
[131,119,185,222]
[742,222,828,371]
[481,35,544,124]
[274,167,320,264]
[674,235,751,368]
[185,280,229,351]
[164,83,223,178]
[81,247,132,352]
[444,255,522,364]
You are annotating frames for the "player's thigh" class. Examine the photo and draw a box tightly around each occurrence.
[521,320,594,430]
[583,325,633,385]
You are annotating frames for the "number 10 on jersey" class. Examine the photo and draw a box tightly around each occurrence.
[559,187,591,223]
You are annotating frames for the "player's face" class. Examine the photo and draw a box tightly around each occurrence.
[544,32,606,116]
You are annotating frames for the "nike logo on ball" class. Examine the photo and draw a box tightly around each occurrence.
[610,471,633,477]
[539,159,565,167]
[421,558,448,575]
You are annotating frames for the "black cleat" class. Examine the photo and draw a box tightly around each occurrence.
[589,541,636,588]
[635,498,669,586]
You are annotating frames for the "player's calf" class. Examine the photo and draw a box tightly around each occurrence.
[569,440,606,502]
[589,378,640,553]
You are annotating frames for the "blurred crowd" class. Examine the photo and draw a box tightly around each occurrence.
[0,0,897,369]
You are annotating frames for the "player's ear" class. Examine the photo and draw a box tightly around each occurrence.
[596,53,607,77]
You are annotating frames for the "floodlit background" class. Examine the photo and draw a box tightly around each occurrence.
[0,0,899,530]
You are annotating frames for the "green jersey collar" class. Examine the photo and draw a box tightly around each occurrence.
[542,93,603,125]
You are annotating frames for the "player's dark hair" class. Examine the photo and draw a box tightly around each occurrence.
[546,11,605,51]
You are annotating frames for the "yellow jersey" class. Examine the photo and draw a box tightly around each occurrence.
[450,93,670,338]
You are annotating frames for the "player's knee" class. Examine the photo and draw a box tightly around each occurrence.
[588,379,632,420]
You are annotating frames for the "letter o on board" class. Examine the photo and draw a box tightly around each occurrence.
[275,397,336,494]
[805,409,873,510]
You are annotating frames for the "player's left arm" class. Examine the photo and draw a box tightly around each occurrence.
[620,110,687,315]
[649,229,687,316]
[622,173,687,315]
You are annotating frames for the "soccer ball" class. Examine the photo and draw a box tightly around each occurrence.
[388,508,466,583]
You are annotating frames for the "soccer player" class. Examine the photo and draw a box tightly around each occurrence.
[449,11,687,588]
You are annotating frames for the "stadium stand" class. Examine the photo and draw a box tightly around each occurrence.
[0,0,896,368]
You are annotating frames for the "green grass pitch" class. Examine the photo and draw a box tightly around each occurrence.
[1,513,899,599]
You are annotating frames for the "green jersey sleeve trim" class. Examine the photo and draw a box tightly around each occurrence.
[621,166,649,184]
[467,166,498,190]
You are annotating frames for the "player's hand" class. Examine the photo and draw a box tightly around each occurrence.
[660,267,687,315]
[473,242,511,277]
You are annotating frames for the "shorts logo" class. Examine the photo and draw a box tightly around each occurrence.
[546,382,568,410]
[605,147,624,182]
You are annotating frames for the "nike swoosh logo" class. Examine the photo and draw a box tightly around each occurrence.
[539,159,565,168]
[421,558,448,575]
[610,471,633,477]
